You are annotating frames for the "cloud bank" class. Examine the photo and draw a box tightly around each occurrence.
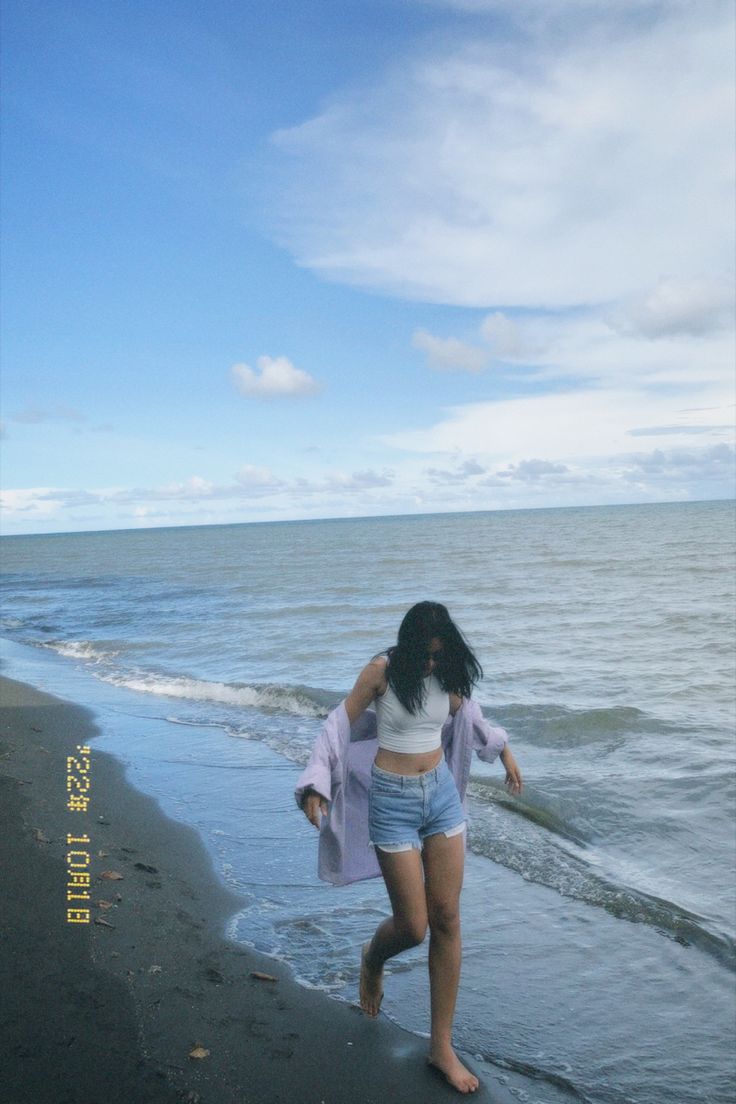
[268,1,734,309]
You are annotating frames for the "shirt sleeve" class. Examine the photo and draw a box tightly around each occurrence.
[469,700,509,764]
[294,702,344,807]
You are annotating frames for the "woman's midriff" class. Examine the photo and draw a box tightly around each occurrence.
[373,745,444,776]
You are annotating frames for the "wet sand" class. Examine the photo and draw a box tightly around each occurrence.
[0,674,527,1104]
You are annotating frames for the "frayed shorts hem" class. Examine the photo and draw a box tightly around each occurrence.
[369,820,466,853]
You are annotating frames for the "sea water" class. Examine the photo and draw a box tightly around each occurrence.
[1,500,734,1103]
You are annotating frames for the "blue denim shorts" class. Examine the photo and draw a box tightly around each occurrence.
[368,757,466,853]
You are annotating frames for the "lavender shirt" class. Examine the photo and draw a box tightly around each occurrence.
[294,698,509,886]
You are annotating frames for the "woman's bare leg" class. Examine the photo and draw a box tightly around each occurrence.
[360,847,427,1016]
[422,831,479,1094]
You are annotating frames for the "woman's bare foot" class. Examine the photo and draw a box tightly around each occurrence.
[359,942,384,1017]
[428,1047,480,1094]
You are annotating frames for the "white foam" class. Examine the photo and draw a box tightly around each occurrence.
[40,639,119,662]
[95,669,325,718]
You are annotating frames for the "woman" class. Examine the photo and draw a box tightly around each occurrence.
[300,601,523,1095]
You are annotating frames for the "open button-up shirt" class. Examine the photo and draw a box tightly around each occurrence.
[294,698,509,885]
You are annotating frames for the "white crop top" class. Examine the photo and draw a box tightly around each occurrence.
[375,673,450,753]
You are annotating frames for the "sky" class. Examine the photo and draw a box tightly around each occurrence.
[1,0,734,535]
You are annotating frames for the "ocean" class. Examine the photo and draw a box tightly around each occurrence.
[1,500,734,1104]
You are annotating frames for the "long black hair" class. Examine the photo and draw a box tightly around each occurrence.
[380,601,483,714]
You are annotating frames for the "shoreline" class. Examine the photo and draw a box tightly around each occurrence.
[0,674,526,1103]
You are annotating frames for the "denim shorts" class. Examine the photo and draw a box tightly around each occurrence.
[368,757,466,853]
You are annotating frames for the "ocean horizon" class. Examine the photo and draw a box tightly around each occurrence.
[3,494,734,540]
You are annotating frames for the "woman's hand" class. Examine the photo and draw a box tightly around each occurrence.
[302,789,329,829]
[500,747,523,795]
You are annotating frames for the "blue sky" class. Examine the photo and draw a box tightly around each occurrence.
[1,0,734,535]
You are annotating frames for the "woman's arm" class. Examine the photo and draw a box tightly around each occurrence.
[301,658,387,830]
[464,698,523,795]
[343,656,387,725]
[500,745,523,795]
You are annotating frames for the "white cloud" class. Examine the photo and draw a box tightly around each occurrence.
[425,459,486,483]
[479,312,531,359]
[627,423,735,437]
[378,383,735,461]
[156,476,215,498]
[332,469,393,489]
[495,458,570,481]
[1,440,732,536]
[33,489,103,505]
[231,355,322,398]
[0,466,398,530]
[268,3,733,309]
[114,468,393,503]
[235,464,283,488]
[621,442,735,481]
[295,469,395,494]
[465,302,734,388]
[0,488,59,518]
[606,276,735,338]
[412,328,488,372]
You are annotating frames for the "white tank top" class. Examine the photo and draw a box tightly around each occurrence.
[375,672,450,753]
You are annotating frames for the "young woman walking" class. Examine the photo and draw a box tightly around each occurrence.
[300,601,523,1094]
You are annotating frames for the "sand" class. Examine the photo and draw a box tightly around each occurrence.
[0,674,527,1104]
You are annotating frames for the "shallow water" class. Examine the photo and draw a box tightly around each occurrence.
[2,500,734,1103]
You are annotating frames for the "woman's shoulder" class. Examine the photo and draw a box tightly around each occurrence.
[368,649,390,675]
[366,652,389,688]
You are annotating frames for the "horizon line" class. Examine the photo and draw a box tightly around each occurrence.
[1,496,733,539]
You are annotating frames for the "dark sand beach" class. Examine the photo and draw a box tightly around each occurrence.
[0,675,527,1104]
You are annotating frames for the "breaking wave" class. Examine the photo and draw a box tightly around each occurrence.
[97,669,330,718]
